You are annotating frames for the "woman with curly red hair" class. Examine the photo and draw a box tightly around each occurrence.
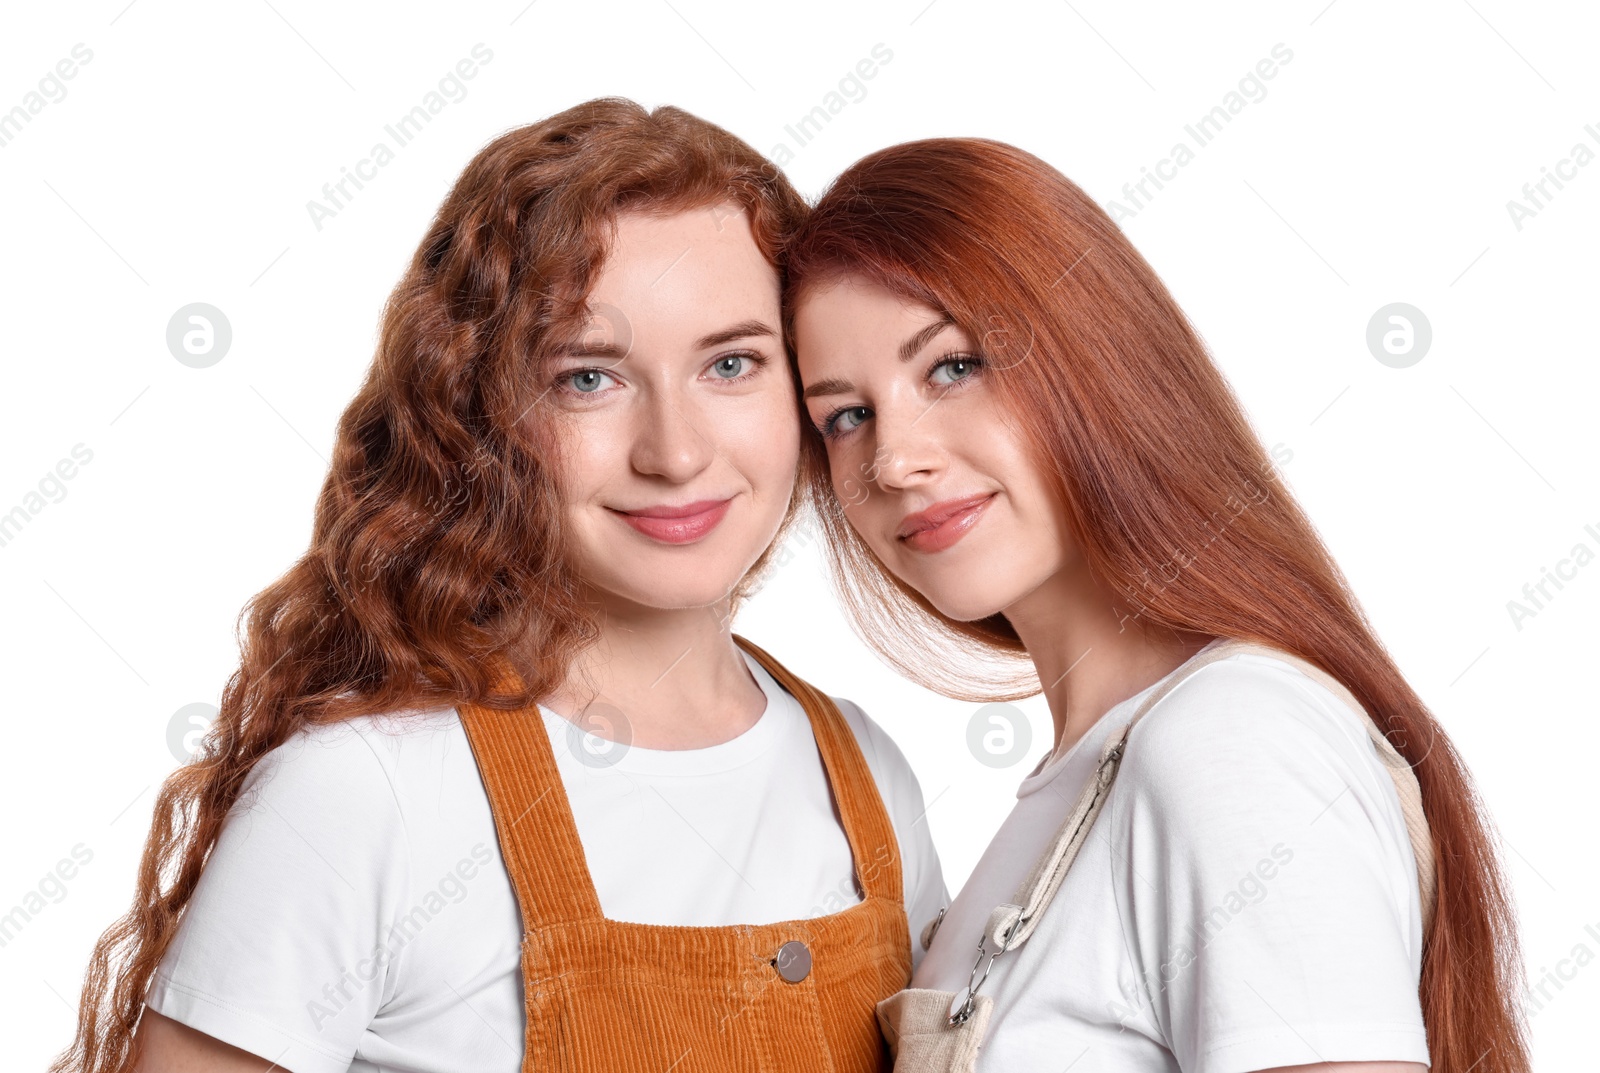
[53,99,946,1073]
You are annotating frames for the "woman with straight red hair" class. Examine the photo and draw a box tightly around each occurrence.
[51,100,947,1073]
[787,137,1529,1073]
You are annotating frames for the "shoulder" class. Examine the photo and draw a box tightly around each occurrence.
[151,712,465,1064]
[1114,650,1384,821]
[1101,652,1429,1065]
[828,694,923,796]
[235,707,457,828]
[1124,650,1372,771]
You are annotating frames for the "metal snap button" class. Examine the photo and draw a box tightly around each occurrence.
[774,939,811,983]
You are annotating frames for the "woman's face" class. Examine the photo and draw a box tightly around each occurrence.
[793,274,1073,622]
[541,203,799,613]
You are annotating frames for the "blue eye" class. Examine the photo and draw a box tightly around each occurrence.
[930,356,980,386]
[566,369,617,393]
[710,352,764,380]
[825,406,871,436]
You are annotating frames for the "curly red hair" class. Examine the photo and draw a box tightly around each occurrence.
[53,98,808,1073]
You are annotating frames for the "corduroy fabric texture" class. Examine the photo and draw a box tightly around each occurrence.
[457,634,914,1072]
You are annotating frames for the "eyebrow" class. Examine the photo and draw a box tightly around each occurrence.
[898,315,956,363]
[696,319,777,350]
[801,315,957,400]
[551,318,777,359]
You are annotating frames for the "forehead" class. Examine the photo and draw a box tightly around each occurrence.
[794,275,964,366]
[587,205,779,348]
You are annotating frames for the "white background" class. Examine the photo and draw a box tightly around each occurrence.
[2,0,1596,1068]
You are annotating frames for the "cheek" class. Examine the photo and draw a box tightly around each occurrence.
[982,427,1070,551]
[954,389,1035,486]
[830,444,900,552]
[546,413,620,508]
[825,443,871,508]
[838,492,903,572]
[716,388,802,487]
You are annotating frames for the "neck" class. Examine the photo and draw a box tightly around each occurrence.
[1004,558,1213,761]
[544,593,767,750]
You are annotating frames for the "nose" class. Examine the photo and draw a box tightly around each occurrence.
[630,384,716,483]
[866,395,946,492]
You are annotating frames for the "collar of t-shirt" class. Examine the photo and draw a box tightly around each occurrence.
[1016,638,1228,799]
[537,650,797,777]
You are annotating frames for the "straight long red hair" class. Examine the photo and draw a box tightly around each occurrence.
[784,137,1530,1073]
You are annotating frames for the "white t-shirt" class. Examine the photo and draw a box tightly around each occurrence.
[146,650,948,1073]
[913,645,1429,1073]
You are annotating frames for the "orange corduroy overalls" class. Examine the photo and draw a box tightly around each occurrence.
[456,635,913,1072]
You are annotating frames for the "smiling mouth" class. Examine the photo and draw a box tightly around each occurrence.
[895,493,997,554]
[609,499,733,545]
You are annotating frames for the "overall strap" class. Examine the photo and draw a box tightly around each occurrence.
[983,638,1437,952]
[734,634,905,904]
[457,656,605,930]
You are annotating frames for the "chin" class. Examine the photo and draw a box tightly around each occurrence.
[603,569,748,612]
[649,591,739,612]
[908,575,1011,623]
[893,556,1038,624]
[928,596,1010,624]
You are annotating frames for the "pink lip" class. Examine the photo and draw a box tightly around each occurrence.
[895,493,996,554]
[611,498,732,545]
